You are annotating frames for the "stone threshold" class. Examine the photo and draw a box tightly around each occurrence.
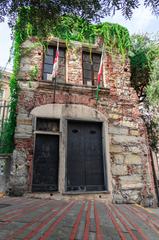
[63,191,110,195]
[25,191,112,201]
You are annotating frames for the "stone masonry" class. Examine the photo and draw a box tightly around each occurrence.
[9,37,157,206]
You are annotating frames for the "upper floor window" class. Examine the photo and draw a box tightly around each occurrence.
[43,46,66,83]
[83,51,102,86]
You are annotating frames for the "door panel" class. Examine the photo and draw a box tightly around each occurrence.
[67,121,105,191]
[32,134,59,192]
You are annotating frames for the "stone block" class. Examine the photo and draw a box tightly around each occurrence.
[109,126,128,135]
[112,135,143,144]
[21,39,34,48]
[17,113,32,120]
[20,64,33,72]
[127,165,143,175]
[130,130,140,136]
[121,120,138,129]
[128,146,142,153]
[11,176,28,186]
[12,150,27,166]
[15,124,32,138]
[110,145,123,153]
[113,189,141,203]
[120,175,143,190]
[111,164,127,176]
[109,113,120,120]
[125,154,142,165]
[17,119,32,126]
[113,154,125,164]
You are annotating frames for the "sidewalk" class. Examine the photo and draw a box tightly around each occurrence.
[0,197,159,239]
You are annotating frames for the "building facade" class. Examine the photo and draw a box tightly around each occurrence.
[0,70,10,124]
[9,37,157,205]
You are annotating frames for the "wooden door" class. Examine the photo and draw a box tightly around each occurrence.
[32,134,59,192]
[67,121,105,192]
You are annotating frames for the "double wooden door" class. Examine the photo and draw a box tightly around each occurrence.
[67,121,105,192]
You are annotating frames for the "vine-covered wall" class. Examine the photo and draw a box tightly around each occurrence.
[1,12,131,153]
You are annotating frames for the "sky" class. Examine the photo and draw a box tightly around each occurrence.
[0,3,159,70]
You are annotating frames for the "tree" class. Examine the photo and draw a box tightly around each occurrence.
[146,59,159,105]
[0,0,159,34]
[130,34,159,102]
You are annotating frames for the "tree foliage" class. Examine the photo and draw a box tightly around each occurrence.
[130,34,159,102]
[0,0,159,35]
[130,34,159,151]
[146,59,159,105]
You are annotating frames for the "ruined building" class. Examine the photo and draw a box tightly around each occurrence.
[9,25,158,205]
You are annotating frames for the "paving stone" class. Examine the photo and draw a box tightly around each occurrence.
[0,197,159,240]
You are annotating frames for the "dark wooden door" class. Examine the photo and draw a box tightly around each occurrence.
[32,134,59,192]
[67,121,105,192]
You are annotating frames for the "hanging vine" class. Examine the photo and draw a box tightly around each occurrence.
[49,16,131,59]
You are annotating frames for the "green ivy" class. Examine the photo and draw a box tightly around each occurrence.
[146,59,159,105]
[130,34,159,100]
[50,16,131,58]
[130,34,159,151]
[0,11,30,153]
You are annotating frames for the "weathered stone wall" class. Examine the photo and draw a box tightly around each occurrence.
[9,37,157,206]
[0,155,11,194]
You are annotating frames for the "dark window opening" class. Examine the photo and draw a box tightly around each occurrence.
[36,118,60,132]
[83,52,103,86]
[43,46,66,83]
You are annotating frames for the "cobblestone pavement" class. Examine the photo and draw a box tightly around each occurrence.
[0,197,159,240]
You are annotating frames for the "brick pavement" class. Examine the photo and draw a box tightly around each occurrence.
[0,197,159,239]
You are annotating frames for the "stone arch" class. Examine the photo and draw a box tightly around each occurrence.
[30,103,108,122]
[30,103,111,194]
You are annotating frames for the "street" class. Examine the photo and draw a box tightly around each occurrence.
[0,197,159,239]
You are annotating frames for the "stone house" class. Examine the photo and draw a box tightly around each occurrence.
[9,34,158,206]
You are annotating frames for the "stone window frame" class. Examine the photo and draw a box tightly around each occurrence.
[42,45,66,83]
[82,51,103,87]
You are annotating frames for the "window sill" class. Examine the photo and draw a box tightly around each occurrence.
[38,81,110,95]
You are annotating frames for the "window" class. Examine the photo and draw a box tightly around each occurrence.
[83,52,102,86]
[43,46,66,83]
[0,90,4,100]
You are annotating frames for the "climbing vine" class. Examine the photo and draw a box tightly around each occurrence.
[0,11,31,153]
[50,16,131,59]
